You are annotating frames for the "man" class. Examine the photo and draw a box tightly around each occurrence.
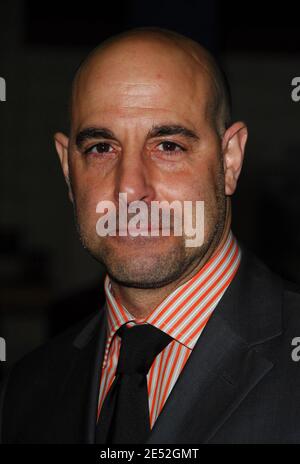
[1,26,300,444]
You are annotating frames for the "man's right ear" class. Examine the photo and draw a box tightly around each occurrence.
[54,132,73,203]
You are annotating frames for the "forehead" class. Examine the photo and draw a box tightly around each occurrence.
[71,38,213,131]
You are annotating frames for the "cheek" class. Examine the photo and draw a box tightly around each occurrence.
[155,162,219,206]
[69,165,108,224]
[183,162,221,201]
[180,164,224,231]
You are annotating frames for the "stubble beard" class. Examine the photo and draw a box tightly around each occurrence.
[72,175,226,290]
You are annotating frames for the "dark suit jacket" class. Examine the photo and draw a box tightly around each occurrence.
[1,246,300,444]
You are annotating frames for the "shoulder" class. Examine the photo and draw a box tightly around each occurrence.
[0,307,105,403]
[239,243,300,329]
[0,307,106,442]
[17,310,101,371]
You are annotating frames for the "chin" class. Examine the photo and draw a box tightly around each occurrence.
[106,268,180,290]
[103,245,190,290]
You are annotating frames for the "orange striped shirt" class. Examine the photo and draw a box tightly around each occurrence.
[97,230,241,428]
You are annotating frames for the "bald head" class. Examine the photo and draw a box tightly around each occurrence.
[70,27,231,136]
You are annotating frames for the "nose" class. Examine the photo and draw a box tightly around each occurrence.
[113,150,156,205]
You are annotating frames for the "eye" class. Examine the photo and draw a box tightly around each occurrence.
[84,142,113,155]
[157,141,185,153]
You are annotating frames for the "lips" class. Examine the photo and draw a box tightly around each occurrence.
[117,226,172,235]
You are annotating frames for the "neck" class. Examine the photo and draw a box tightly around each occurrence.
[110,199,232,319]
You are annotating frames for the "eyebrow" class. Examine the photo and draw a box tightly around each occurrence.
[147,124,199,141]
[75,127,116,148]
[75,124,199,149]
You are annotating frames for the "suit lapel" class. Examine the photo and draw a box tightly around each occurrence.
[146,246,283,444]
[81,308,107,443]
[145,310,274,444]
[38,309,107,444]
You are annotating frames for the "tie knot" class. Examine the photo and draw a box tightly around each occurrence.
[116,324,173,375]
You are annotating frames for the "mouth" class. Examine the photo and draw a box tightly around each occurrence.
[117,226,173,235]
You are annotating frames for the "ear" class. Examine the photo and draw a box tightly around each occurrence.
[222,121,248,195]
[54,132,73,202]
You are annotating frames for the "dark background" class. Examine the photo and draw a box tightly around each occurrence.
[1,0,300,379]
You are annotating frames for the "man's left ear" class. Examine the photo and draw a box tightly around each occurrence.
[222,121,248,195]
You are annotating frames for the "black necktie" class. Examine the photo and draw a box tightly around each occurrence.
[95,323,173,444]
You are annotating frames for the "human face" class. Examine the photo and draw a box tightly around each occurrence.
[56,38,227,289]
